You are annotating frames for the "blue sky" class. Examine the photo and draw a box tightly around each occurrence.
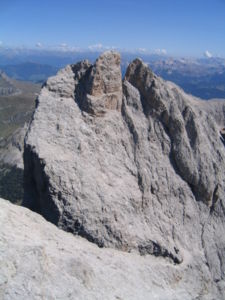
[0,0,225,57]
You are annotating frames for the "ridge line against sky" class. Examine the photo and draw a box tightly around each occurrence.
[0,0,225,57]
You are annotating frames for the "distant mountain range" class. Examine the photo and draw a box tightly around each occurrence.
[0,48,225,99]
[149,57,225,99]
[0,63,58,83]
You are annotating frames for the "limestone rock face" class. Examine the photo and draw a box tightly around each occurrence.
[2,198,223,300]
[77,51,122,115]
[23,51,225,297]
[125,58,225,205]
[85,51,122,113]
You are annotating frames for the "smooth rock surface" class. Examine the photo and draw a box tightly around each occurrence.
[23,51,225,297]
[0,199,224,300]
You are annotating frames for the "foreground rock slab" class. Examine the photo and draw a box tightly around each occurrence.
[0,199,224,300]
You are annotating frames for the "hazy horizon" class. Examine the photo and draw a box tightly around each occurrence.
[0,0,225,58]
[1,45,225,61]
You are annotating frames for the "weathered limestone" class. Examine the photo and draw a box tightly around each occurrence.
[22,51,225,298]
[1,199,224,300]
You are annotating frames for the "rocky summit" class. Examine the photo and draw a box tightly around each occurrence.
[10,50,224,298]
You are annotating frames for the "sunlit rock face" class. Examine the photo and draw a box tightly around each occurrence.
[22,51,225,299]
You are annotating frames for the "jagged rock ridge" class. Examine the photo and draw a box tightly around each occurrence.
[23,51,225,297]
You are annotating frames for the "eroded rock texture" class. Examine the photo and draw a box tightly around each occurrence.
[23,51,225,297]
[2,198,223,300]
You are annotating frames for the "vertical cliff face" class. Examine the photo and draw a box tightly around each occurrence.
[23,51,225,297]
[125,58,225,206]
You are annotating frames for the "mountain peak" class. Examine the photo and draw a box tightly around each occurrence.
[23,51,225,297]
[82,50,122,115]
[87,50,121,96]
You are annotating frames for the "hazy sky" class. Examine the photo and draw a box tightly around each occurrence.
[0,0,225,56]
